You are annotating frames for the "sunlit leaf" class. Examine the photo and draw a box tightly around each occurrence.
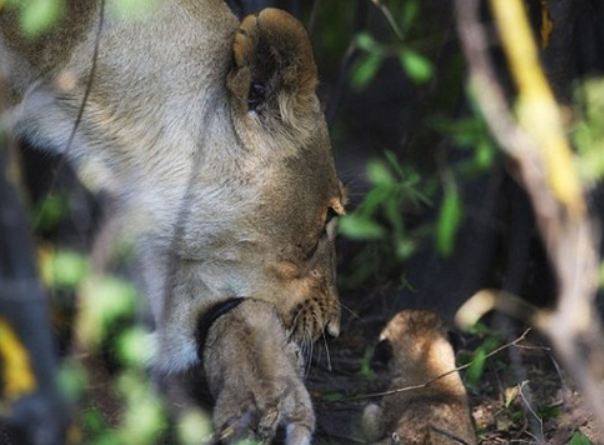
[338,214,385,240]
[77,276,137,348]
[466,347,486,384]
[20,0,64,36]
[117,327,153,367]
[355,31,381,53]
[351,53,383,90]
[117,371,166,445]
[178,409,213,445]
[399,49,433,84]
[41,249,89,289]
[436,181,462,257]
[367,161,394,186]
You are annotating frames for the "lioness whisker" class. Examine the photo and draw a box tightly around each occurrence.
[322,330,333,372]
[338,301,360,320]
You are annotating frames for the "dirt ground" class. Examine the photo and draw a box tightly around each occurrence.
[307,289,603,445]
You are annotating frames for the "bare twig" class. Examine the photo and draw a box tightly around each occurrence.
[347,328,531,401]
[32,0,106,229]
[454,0,604,431]
[370,0,404,41]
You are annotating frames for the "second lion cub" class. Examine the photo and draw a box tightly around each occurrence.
[362,310,476,445]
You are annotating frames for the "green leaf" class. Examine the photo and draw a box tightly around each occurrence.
[358,346,376,380]
[399,49,433,84]
[351,53,383,90]
[117,327,152,367]
[396,239,415,260]
[43,250,89,289]
[570,431,593,445]
[355,32,381,53]
[367,161,394,186]
[475,139,495,170]
[57,359,88,402]
[20,0,64,36]
[78,276,138,347]
[32,193,69,230]
[401,0,419,30]
[338,215,385,240]
[178,409,213,445]
[436,182,462,257]
[466,347,487,384]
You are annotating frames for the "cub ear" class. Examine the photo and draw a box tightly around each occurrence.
[227,8,318,119]
[372,339,393,366]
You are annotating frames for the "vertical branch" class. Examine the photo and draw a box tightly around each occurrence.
[454,0,604,433]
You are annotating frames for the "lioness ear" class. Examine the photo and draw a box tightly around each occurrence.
[227,8,318,120]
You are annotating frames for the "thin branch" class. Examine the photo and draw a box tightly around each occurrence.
[32,0,106,229]
[370,0,404,41]
[454,0,604,433]
[347,328,531,401]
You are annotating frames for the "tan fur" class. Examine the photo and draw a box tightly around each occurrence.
[1,2,343,443]
[204,299,314,444]
[362,310,477,445]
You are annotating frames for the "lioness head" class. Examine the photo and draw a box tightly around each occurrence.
[223,8,345,343]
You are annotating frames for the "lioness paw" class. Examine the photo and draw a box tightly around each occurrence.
[202,299,315,444]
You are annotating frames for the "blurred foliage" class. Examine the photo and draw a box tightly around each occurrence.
[457,322,503,388]
[350,0,432,90]
[4,0,65,36]
[573,78,604,184]
[31,192,70,231]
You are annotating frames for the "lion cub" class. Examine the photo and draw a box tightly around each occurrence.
[362,310,476,445]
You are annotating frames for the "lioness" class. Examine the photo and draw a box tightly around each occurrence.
[362,310,476,445]
[1,1,344,443]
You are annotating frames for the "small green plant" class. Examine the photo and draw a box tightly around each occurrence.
[570,431,593,445]
[350,0,432,90]
[338,151,432,288]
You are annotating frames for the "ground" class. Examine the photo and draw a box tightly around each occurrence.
[306,288,602,445]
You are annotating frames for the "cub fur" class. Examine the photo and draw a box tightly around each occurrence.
[362,310,476,445]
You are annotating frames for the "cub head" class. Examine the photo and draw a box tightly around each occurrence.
[378,310,456,372]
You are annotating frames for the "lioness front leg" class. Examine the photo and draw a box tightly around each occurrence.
[203,299,314,445]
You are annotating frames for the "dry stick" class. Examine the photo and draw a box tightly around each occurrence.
[346,328,531,401]
[454,0,604,432]
[32,0,106,229]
